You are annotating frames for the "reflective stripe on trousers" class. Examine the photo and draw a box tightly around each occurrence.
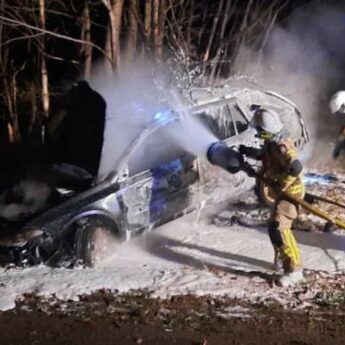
[280,228,302,271]
[271,200,302,273]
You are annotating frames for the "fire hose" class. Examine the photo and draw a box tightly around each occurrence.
[304,193,345,211]
[206,141,345,230]
[242,164,345,230]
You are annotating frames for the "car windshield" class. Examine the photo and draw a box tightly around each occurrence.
[127,121,186,176]
[125,102,250,176]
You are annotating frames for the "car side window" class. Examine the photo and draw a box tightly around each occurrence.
[193,104,248,140]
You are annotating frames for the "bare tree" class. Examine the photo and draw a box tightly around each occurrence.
[210,0,232,81]
[102,0,125,69]
[153,0,159,56]
[144,0,152,43]
[81,0,92,79]
[152,0,168,57]
[202,0,224,66]
[39,0,49,120]
[28,82,38,137]
[166,0,288,83]
[0,0,289,144]
[125,0,138,62]
[2,62,25,143]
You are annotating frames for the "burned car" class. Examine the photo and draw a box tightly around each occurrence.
[0,84,308,268]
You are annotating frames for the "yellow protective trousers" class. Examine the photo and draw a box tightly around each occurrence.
[269,199,302,273]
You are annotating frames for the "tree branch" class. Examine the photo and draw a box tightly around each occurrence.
[0,14,109,60]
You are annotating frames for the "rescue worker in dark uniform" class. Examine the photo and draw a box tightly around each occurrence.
[333,127,345,159]
[329,91,345,158]
[49,80,106,177]
[239,108,305,287]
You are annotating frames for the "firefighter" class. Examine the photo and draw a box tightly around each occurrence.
[239,107,305,287]
[330,91,345,158]
[49,80,106,177]
[330,90,345,115]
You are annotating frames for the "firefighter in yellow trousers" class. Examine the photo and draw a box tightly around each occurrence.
[239,107,305,287]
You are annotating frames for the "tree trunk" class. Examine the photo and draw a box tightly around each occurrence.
[28,82,37,137]
[220,0,239,78]
[106,0,125,69]
[197,4,208,47]
[104,26,113,74]
[230,0,254,74]
[202,0,224,77]
[3,77,20,143]
[0,0,20,143]
[153,0,167,58]
[144,0,152,42]
[39,0,49,117]
[0,0,3,64]
[153,0,159,56]
[125,0,138,62]
[157,0,167,58]
[257,1,285,63]
[210,0,232,82]
[82,0,92,79]
[4,78,15,143]
[39,0,49,144]
[186,0,194,49]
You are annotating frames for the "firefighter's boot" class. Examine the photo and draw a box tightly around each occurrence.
[278,270,304,287]
[273,247,283,273]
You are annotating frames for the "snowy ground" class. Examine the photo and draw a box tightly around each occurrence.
[1,191,345,311]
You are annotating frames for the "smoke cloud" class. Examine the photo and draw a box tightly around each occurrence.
[0,179,53,222]
[90,59,217,181]
[234,1,345,168]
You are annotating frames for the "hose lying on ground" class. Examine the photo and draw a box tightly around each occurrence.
[253,171,345,230]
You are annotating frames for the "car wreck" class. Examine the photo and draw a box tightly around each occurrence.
[0,82,308,268]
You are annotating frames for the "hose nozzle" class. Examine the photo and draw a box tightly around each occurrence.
[207,142,244,174]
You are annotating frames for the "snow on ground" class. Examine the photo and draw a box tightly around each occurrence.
[1,207,345,311]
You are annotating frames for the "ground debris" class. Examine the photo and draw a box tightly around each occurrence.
[213,201,270,228]
[212,172,345,235]
[4,289,345,344]
[299,172,345,231]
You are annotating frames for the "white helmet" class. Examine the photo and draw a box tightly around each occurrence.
[329,91,345,114]
[250,108,283,134]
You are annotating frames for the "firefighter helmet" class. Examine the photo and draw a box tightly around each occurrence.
[250,108,283,134]
[330,91,345,114]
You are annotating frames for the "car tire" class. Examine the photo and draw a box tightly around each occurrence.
[74,217,121,268]
[254,179,276,207]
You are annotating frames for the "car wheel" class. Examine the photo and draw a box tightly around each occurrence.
[254,179,276,207]
[74,217,121,268]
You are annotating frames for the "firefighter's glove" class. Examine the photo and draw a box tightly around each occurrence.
[268,180,282,194]
[239,145,250,156]
[244,166,257,178]
[263,174,281,191]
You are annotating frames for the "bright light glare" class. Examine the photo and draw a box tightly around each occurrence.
[153,110,176,126]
